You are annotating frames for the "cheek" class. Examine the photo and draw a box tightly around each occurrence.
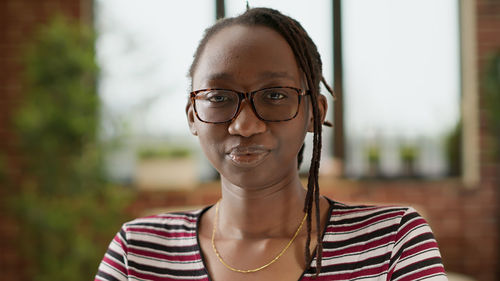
[195,125,227,167]
[273,120,309,163]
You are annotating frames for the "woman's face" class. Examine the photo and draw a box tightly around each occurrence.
[187,25,323,189]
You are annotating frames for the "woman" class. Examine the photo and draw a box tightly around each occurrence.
[96,8,447,281]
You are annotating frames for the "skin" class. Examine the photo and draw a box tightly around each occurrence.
[186,25,330,281]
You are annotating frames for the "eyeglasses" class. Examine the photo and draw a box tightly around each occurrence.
[190,86,310,124]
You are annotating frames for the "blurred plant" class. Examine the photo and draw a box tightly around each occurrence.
[399,145,418,162]
[138,145,192,160]
[366,145,380,177]
[484,51,500,159]
[444,120,462,177]
[0,153,5,182]
[10,15,131,281]
[367,146,380,164]
[399,144,419,177]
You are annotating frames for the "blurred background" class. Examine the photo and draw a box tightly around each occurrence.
[0,0,498,280]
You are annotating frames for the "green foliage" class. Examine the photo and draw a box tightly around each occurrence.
[0,153,5,182]
[10,15,131,281]
[399,145,418,162]
[366,145,380,164]
[138,145,192,160]
[484,51,500,159]
[13,186,131,281]
[16,15,99,195]
[445,120,462,176]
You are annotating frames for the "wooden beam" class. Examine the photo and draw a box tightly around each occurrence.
[333,0,345,174]
[216,0,225,20]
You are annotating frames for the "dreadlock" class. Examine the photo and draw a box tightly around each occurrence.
[188,7,334,278]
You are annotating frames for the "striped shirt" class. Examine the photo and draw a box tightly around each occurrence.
[95,199,447,281]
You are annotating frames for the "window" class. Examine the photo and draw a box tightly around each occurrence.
[95,0,214,183]
[342,0,461,178]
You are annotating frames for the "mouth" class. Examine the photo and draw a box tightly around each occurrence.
[226,146,271,168]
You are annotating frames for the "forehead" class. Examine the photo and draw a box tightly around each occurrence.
[192,25,301,88]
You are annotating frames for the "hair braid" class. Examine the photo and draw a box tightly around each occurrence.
[267,23,318,260]
[188,7,334,278]
[281,14,325,275]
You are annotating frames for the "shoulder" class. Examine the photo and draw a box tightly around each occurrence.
[321,199,445,279]
[311,199,446,279]
[327,199,422,227]
[323,198,433,244]
[120,207,208,242]
[96,208,211,281]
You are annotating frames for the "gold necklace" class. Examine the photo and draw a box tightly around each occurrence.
[211,200,307,273]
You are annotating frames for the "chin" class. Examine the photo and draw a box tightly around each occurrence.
[222,162,295,189]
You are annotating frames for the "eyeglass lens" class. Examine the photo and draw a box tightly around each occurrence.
[194,88,300,123]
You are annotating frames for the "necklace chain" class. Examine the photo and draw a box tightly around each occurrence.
[211,200,307,273]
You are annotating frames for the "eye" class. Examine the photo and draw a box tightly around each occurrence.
[255,88,294,105]
[266,91,286,100]
[208,95,229,103]
[199,91,235,103]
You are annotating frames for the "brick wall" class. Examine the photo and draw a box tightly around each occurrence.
[473,0,500,278]
[0,1,89,280]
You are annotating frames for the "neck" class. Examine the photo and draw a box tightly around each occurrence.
[218,172,307,239]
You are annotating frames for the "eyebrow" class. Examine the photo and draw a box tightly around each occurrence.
[259,71,296,81]
[206,71,296,82]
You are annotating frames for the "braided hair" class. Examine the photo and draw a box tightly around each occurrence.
[188,7,334,277]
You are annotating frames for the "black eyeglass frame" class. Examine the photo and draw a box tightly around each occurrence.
[189,86,311,124]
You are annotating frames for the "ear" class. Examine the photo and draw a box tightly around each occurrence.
[307,94,328,133]
[186,101,198,136]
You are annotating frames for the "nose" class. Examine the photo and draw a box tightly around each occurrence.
[228,100,266,137]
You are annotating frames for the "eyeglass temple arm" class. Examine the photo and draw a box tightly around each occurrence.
[320,76,335,127]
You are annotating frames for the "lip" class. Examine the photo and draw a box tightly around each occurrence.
[226,145,271,168]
